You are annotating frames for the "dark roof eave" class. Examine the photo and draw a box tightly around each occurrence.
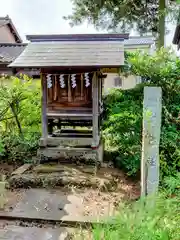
[26,33,129,42]
[0,43,27,46]
[7,20,22,43]
[0,61,9,65]
[9,65,122,69]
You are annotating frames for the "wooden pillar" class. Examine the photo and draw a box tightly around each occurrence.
[41,73,48,145]
[54,75,58,101]
[92,73,100,148]
[141,87,162,197]
[68,75,72,102]
[98,77,103,113]
[81,73,84,100]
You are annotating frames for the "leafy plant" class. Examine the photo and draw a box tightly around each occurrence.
[0,139,5,157]
[163,172,180,196]
[0,75,41,163]
[93,194,180,240]
[103,49,180,178]
[65,0,179,47]
[103,85,143,176]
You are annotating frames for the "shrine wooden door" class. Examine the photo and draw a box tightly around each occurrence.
[45,73,92,110]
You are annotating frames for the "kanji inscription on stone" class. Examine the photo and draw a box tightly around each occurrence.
[141,87,162,196]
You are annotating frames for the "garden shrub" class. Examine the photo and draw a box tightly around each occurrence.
[93,194,180,240]
[0,75,41,163]
[162,172,180,196]
[103,49,180,178]
[103,85,143,176]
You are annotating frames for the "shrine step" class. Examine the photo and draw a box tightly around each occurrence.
[52,133,92,138]
[56,120,92,127]
[56,129,92,134]
[47,112,93,120]
[52,129,92,138]
[40,136,92,147]
[37,143,104,164]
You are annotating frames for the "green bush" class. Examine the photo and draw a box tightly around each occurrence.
[103,49,180,178]
[162,172,180,196]
[93,194,180,240]
[93,168,180,239]
[0,76,41,163]
[103,85,143,176]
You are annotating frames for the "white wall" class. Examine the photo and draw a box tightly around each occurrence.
[122,75,137,90]
[103,73,119,91]
[103,45,152,91]
[103,74,141,92]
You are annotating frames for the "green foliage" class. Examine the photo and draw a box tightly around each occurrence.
[65,0,178,39]
[162,172,180,196]
[93,194,180,240]
[103,85,143,176]
[0,76,41,163]
[94,143,180,239]
[103,49,180,178]
[0,139,5,156]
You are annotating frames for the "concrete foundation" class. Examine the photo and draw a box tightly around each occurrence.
[37,141,104,165]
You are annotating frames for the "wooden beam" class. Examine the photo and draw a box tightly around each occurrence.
[41,73,48,145]
[68,74,72,102]
[98,77,103,113]
[92,73,100,148]
[54,75,58,101]
[81,73,84,100]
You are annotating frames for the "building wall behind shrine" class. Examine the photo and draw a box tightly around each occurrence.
[103,44,154,91]
[0,25,16,43]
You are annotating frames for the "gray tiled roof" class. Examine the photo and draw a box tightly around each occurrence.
[9,41,124,67]
[0,18,9,26]
[124,37,154,46]
[0,43,26,63]
[0,16,22,43]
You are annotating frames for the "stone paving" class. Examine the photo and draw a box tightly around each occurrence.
[1,188,85,239]
[9,188,83,220]
[0,225,68,240]
[1,164,140,239]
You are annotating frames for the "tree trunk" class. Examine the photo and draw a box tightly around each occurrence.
[158,0,166,48]
[10,104,23,137]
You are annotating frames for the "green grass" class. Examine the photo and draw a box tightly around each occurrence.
[92,194,180,240]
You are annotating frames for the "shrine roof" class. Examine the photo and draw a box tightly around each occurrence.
[0,43,26,63]
[26,34,129,42]
[9,34,128,68]
[0,16,22,43]
[124,36,154,46]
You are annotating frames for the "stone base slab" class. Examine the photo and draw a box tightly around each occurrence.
[0,225,69,240]
[39,136,92,147]
[37,142,104,164]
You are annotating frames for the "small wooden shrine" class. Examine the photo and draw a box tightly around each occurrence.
[10,34,128,163]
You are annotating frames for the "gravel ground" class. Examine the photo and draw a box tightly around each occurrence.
[2,164,140,218]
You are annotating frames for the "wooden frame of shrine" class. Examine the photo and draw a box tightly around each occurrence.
[9,34,128,163]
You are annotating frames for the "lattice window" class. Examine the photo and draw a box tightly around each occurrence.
[114,76,122,87]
